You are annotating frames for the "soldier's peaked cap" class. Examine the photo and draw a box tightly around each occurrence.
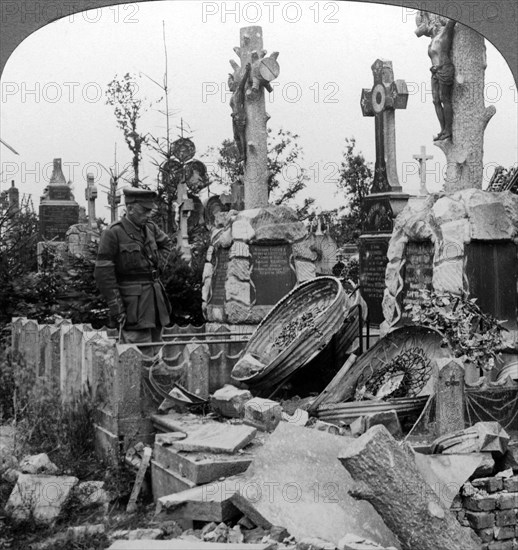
[123,187,158,208]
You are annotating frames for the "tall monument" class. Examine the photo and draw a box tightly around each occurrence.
[39,158,79,240]
[358,59,410,325]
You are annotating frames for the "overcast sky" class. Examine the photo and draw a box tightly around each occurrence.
[0,1,517,219]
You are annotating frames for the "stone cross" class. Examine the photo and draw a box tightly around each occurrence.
[85,173,97,228]
[229,26,280,209]
[413,146,433,196]
[361,59,408,194]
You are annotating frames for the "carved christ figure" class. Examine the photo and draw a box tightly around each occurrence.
[415,12,456,141]
[229,63,251,163]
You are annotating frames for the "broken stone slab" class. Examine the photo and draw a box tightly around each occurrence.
[154,434,256,485]
[156,478,242,522]
[281,409,309,427]
[19,453,59,475]
[5,473,78,524]
[243,398,282,432]
[172,423,257,454]
[230,422,400,548]
[106,540,277,550]
[151,460,197,501]
[211,385,253,418]
[413,452,495,509]
[338,534,398,550]
[339,425,481,550]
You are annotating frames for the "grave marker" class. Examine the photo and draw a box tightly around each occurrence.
[436,359,465,436]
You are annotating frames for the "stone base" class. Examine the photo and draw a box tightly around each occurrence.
[202,205,317,324]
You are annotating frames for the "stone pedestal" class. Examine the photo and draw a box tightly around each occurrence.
[202,205,315,324]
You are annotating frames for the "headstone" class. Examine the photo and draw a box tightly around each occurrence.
[397,241,434,324]
[436,359,465,437]
[249,242,296,305]
[359,60,410,325]
[39,159,79,240]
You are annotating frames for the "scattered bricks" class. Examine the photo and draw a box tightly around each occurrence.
[464,494,498,512]
[504,477,518,492]
[243,398,282,432]
[498,493,518,510]
[450,494,463,511]
[457,509,469,527]
[473,477,504,493]
[496,509,516,527]
[476,528,494,543]
[465,511,495,530]
[495,526,516,540]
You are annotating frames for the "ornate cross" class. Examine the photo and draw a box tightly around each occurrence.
[413,145,433,196]
[361,59,408,194]
[85,173,98,228]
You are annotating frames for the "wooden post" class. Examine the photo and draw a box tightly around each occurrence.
[339,425,481,550]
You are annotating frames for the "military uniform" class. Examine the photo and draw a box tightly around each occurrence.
[94,189,172,344]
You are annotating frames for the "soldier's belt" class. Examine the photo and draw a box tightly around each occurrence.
[118,270,159,283]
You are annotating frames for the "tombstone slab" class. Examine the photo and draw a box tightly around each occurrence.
[230,422,400,548]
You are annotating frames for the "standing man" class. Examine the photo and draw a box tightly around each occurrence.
[94,188,172,348]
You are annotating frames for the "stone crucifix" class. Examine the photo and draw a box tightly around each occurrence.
[413,146,433,195]
[229,26,280,209]
[85,172,98,228]
[361,59,409,194]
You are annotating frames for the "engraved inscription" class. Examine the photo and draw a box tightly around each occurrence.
[210,248,230,305]
[250,244,296,305]
[359,237,389,324]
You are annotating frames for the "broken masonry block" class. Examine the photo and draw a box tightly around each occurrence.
[243,397,282,432]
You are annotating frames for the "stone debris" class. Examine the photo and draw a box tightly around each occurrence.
[5,473,79,524]
[19,453,59,475]
[110,528,164,541]
[72,480,112,507]
[295,537,336,550]
[28,524,106,550]
[243,398,282,432]
[211,385,253,419]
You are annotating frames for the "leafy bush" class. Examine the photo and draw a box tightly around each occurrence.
[408,290,504,368]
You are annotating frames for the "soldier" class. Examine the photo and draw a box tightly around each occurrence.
[94,188,172,349]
